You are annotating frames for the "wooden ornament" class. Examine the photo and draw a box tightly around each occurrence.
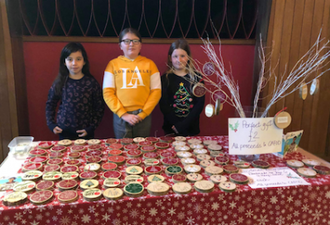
[3,192,27,206]
[310,78,320,95]
[194,180,214,193]
[57,190,79,203]
[274,111,292,129]
[103,178,121,188]
[192,82,207,97]
[125,175,144,184]
[148,174,165,183]
[83,188,103,202]
[103,188,123,200]
[124,182,144,197]
[205,104,215,117]
[85,150,102,158]
[146,182,170,196]
[172,182,192,194]
[299,82,308,100]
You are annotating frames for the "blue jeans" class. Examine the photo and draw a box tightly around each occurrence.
[113,109,151,138]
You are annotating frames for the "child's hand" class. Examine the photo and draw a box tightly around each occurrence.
[53,126,63,134]
[122,113,141,126]
[77,129,87,137]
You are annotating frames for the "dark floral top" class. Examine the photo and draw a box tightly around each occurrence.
[46,75,104,137]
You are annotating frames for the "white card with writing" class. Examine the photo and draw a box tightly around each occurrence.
[228,117,283,155]
[241,167,310,188]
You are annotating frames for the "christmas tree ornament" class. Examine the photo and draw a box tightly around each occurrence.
[274,111,292,129]
[192,82,206,97]
[310,78,320,95]
[299,82,308,100]
[205,104,215,117]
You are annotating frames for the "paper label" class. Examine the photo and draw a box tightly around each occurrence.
[228,117,283,155]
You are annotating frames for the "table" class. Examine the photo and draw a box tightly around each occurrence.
[1,136,330,225]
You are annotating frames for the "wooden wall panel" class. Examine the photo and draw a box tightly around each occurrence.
[264,0,330,159]
[0,1,19,162]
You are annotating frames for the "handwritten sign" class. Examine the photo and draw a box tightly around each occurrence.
[241,167,310,189]
[228,117,283,155]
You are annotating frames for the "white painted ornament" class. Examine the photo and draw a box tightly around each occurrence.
[310,78,320,95]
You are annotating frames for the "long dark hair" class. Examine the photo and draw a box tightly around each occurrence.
[165,39,196,88]
[53,42,91,95]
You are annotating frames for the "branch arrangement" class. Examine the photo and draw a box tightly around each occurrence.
[184,31,330,118]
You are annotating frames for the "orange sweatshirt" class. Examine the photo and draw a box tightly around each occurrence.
[103,55,161,119]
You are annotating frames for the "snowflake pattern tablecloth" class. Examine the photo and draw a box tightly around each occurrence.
[1,136,330,225]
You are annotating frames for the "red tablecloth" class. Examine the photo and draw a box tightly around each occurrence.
[1,136,330,225]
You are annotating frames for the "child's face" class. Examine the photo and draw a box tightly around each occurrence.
[171,48,189,71]
[65,51,85,76]
[120,32,141,60]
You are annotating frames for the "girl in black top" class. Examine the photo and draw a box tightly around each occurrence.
[46,42,104,140]
[159,39,205,136]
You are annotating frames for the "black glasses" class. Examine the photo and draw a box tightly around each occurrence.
[121,39,141,45]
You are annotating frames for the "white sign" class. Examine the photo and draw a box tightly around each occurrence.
[228,117,283,155]
[241,167,310,189]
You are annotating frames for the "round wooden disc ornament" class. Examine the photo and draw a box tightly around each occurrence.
[177,151,193,158]
[3,192,27,206]
[200,160,215,168]
[194,180,214,193]
[38,141,54,149]
[196,154,211,161]
[103,170,121,179]
[299,82,308,100]
[36,180,54,190]
[29,149,47,157]
[252,160,270,169]
[22,170,43,181]
[106,138,118,145]
[184,164,201,173]
[13,181,36,192]
[144,152,160,159]
[310,78,320,95]
[70,145,86,152]
[57,179,78,191]
[313,165,330,175]
[219,181,237,192]
[145,166,162,175]
[148,174,165,183]
[57,139,72,146]
[103,188,123,200]
[203,62,215,76]
[186,173,203,182]
[161,157,180,166]
[60,165,79,173]
[181,157,196,165]
[124,182,144,197]
[172,174,186,183]
[222,165,239,174]
[29,156,48,164]
[145,137,159,143]
[210,175,227,184]
[147,182,170,196]
[205,166,223,176]
[165,165,183,176]
[144,158,160,166]
[286,160,304,168]
[62,172,79,180]
[44,164,60,173]
[192,82,206,97]
[125,175,144,184]
[187,139,202,145]
[133,137,145,143]
[302,158,321,167]
[102,162,118,170]
[43,171,62,181]
[125,166,143,175]
[83,188,103,202]
[84,163,100,172]
[80,179,99,190]
[121,138,133,145]
[80,171,98,180]
[87,139,101,145]
[172,182,192,194]
[205,104,215,117]
[297,168,317,178]
[229,173,249,184]
[88,144,102,151]
[103,178,121,188]
[74,139,86,145]
[274,111,292,129]
[57,190,79,203]
[22,162,43,172]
